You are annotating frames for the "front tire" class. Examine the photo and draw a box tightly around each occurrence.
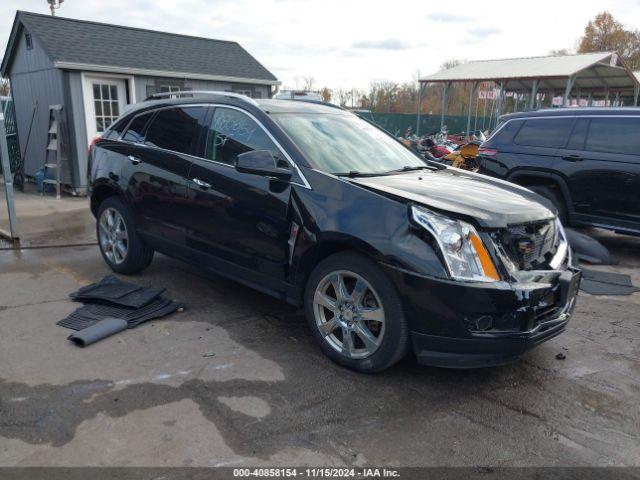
[96,196,154,274]
[304,251,409,373]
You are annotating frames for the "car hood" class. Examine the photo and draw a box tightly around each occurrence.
[349,168,555,228]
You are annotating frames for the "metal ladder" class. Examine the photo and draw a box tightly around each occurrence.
[42,104,64,199]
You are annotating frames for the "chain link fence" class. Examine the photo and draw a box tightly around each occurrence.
[354,112,492,137]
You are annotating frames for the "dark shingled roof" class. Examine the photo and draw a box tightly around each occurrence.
[2,11,278,83]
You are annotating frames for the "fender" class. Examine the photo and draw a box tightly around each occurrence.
[290,224,446,296]
[290,229,386,292]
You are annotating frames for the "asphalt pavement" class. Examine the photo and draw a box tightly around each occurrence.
[1,189,639,467]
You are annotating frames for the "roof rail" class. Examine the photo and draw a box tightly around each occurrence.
[282,98,345,110]
[144,90,259,107]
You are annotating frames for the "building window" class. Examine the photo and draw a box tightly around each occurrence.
[159,85,181,98]
[93,84,120,133]
[25,33,33,50]
[160,85,181,93]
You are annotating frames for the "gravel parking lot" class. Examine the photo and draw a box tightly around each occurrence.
[1,195,639,467]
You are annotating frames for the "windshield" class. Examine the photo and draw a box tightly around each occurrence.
[271,113,425,175]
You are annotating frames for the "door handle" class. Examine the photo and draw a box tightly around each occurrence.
[562,154,583,162]
[192,178,211,190]
[127,155,142,165]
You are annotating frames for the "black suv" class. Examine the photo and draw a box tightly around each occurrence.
[477,108,640,236]
[88,92,580,372]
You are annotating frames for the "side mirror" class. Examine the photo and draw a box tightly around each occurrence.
[235,150,292,180]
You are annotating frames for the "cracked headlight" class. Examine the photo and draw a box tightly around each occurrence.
[411,205,501,282]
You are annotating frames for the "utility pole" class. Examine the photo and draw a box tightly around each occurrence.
[47,0,64,16]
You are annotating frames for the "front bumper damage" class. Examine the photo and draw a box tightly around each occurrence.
[382,264,581,368]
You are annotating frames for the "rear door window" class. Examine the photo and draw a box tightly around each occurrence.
[122,112,154,143]
[585,117,640,156]
[144,107,208,156]
[566,118,590,150]
[514,118,574,148]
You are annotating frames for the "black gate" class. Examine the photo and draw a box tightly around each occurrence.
[0,97,22,187]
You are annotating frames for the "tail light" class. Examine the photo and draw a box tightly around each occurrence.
[477,147,498,156]
[88,136,102,156]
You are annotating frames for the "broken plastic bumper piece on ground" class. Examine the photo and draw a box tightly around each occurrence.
[68,318,128,347]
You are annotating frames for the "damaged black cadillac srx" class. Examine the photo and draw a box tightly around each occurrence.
[88,92,581,372]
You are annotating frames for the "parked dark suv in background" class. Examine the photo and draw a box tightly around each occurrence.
[477,108,640,236]
[88,92,580,372]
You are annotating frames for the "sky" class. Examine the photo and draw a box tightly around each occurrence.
[2,0,640,90]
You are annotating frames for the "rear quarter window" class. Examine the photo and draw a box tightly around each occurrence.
[585,117,640,156]
[103,117,129,140]
[514,118,574,148]
[122,112,154,143]
[486,119,524,145]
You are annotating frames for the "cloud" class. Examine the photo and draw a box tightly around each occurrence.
[426,13,473,22]
[467,27,501,38]
[351,38,412,50]
[1,0,632,90]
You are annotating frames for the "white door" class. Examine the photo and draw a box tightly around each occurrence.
[83,76,127,141]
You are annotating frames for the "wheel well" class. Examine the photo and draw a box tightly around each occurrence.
[294,241,377,298]
[90,185,121,217]
[508,174,572,219]
[509,174,569,208]
[512,175,558,189]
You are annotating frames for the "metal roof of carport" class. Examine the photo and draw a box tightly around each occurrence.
[415,52,640,137]
[419,52,639,93]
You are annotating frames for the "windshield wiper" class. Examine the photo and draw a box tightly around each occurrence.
[333,170,389,178]
[390,165,436,173]
[334,166,434,177]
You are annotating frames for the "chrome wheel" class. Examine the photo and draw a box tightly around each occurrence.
[313,270,385,359]
[98,207,129,265]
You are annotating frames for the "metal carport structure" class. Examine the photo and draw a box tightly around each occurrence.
[417,52,640,136]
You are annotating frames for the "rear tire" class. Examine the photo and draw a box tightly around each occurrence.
[304,251,409,373]
[528,185,567,224]
[96,196,154,274]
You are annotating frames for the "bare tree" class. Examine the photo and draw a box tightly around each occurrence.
[302,75,315,92]
[549,48,572,56]
[335,88,351,107]
[439,59,466,71]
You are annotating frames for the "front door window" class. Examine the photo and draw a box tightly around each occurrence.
[204,107,280,165]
